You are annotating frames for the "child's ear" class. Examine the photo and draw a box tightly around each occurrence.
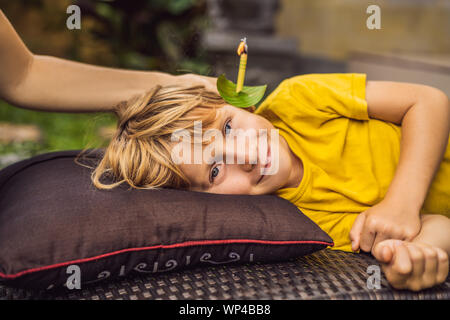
[246,106,256,113]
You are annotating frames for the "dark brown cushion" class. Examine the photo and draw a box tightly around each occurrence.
[0,150,333,290]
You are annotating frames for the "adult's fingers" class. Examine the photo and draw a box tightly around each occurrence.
[203,76,219,93]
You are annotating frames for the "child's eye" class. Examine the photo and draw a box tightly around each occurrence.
[210,166,220,182]
[223,119,232,135]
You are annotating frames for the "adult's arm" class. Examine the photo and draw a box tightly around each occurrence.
[0,10,217,113]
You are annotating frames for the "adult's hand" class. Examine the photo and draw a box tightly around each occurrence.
[175,73,218,94]
[0,10,219,113]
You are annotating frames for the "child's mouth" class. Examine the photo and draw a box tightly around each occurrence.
[257,144,272,184]
[263,144,272,170]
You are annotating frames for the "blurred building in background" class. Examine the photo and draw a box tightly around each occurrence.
[277,0,450,60]
[275,0,450,95]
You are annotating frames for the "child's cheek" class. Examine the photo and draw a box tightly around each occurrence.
[215,177,252,195]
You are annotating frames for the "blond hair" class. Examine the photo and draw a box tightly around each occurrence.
[82,85,226,190]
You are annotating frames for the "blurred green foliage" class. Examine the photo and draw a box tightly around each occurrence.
[0,101,116,168]
[0,0,212,73]
[75,0,212,74]
[0,0,212,165]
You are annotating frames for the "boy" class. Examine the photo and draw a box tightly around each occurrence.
[84,79,450,292]
[1,11,449,291]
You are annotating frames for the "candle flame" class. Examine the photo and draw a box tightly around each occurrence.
[237,37,248,56]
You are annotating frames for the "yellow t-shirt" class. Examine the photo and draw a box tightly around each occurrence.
[256,73,450,252]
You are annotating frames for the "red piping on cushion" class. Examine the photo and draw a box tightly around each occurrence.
[0,238,334,279]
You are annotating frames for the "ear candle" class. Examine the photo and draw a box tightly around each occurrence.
[236,37,248,93]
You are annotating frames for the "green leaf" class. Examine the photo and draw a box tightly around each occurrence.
[216,74,267,108]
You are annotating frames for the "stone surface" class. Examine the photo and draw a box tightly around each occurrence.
[0,122,42,143]
[0,153,26,169]
[348,51,450,96]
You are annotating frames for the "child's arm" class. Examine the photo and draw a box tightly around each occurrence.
[350,80,450,252]
[372,214,449,291]
[0,10,217,113]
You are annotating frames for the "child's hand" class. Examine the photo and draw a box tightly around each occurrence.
[350,200,421,252]
[372,239,449,291]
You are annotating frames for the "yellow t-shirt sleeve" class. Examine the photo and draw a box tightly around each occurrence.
[258,73,369,122]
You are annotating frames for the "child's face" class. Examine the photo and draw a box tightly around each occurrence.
[175,105,298,195]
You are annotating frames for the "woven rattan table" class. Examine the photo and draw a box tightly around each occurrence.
[1,249,449,300]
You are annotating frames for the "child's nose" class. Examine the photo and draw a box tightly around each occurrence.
[239,162,256,172]
[223,135,258,166]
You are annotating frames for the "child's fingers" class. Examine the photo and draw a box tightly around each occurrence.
[359,225,376,252]
[372,233,390,254]
[350,212,366,251]
[421,246,439,289]
[392,242,412,275]
[403,244,425,289]
[387,242,412,289]
[436,247,449,284]
[384,241,449,291]
[372,240,394,263]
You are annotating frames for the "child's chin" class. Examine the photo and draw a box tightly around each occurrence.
[260,182,282,195]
